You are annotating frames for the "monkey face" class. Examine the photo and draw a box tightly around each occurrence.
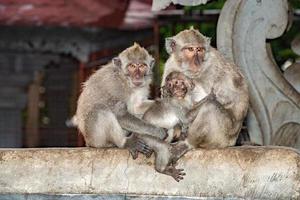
[164,72,194,99]
[126,63,148,87]
[181,45,206,72]
[113,43,155,88]
[165,28,211,73]
[169,78,187,99]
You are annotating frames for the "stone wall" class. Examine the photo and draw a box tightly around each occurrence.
[0,147,299,199]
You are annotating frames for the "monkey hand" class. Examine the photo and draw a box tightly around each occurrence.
[176,124,188,141]
[178,131,188,141]
[125,133,153,159]
[156,127,168,140]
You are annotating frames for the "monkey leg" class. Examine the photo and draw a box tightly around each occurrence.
[168,140,192,164]
[137,135,186,182]
[118,112,168,140]
[86,109,152,159]
[167,124,188,143]
[187,99,234,148]
[124,133,153,159]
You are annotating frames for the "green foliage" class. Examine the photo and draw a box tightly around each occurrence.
[270,20,300,65]
[289,0,300,9]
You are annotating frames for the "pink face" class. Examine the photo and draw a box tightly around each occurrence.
[165,73,194,99]
[126,63,148,87]
[181,45,206,72]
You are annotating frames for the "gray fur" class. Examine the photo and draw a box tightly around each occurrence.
[162,29,250,160]
[75,43,185,181]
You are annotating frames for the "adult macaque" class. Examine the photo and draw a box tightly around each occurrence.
[143,71,195,142]
[75,43,185,181]
[161,28,249,160]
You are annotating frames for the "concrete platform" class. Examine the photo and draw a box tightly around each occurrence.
[0,146,299,199]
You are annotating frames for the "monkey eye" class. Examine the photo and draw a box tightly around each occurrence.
[187,47,194,52]
[198,47,205,52]
[127,64,136,69]
[138,63,147,69]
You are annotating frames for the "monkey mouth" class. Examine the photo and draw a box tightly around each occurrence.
[132,80,144,87]
[189,64,200,73]
[173,88,186,98]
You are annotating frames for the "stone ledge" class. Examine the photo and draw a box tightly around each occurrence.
[0,146,299,199]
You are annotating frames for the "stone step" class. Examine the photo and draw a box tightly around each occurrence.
[0,147,299,199]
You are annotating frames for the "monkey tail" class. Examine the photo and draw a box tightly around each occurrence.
[65,115,78,128]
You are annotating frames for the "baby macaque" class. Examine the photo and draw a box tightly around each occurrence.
[143,71,195,142]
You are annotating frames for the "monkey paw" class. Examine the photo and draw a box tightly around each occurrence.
[125,133,152,159]
[165,166,186,182]
[127,139,153,160]
[135,140,153,157]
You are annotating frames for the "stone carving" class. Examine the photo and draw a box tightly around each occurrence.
[217,0,300,147]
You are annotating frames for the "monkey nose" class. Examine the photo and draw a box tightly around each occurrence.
[134,73,141,79]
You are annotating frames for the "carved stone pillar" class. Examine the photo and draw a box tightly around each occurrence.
[217,0,300,147]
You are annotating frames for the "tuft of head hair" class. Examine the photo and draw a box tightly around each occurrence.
[173,28,211,48]
[116,43,155,70]
[119,42,150,61]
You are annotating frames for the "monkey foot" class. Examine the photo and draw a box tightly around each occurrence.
[125,133,153,160]
[128,140,153,160]
[164,166,186,182]
[169,142,189,164]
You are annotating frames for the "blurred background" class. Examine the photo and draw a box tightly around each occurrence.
[0,0,299,148]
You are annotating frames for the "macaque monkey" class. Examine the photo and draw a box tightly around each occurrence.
[143,71,195,142]
[161,28,249,160]
[75,43,185,181]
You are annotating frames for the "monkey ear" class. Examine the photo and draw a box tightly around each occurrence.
[165,37,176,54]
[112,57,122,68]
[150,58,155,69]
[205,37,211,49]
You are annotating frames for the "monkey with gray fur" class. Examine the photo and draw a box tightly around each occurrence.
[161,28,249,161]
[75,43,185,181]
[143,71,195,142]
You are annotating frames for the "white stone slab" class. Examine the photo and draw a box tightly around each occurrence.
[0,147,299,199]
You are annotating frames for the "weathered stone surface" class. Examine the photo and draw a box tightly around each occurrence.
[217,0,300,148]
[0,194,242,200]
[0,147,300,199]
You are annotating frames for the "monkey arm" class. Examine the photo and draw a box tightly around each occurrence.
[186,91,219,122]
[117,112,167,140]
[135,100,155,115]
